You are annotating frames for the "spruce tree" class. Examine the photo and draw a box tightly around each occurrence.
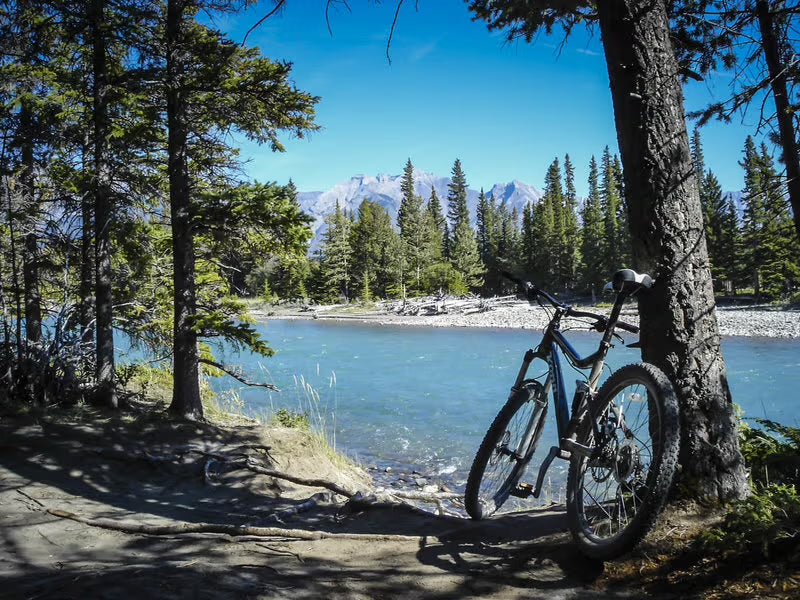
[520,200,537,278]
[320,201,353,302]
[351,199,398,300]
[476,188,493,263]
[740,138,799,298]
[580,156,606,297]
[562,154,581,290]
[600,147,623,275]
[446,159,482,289]
[396,158,428,292]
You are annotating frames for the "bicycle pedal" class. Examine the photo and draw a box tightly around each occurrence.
[510,482,534,498]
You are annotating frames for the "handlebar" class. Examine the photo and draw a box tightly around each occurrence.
[501,270,640,335]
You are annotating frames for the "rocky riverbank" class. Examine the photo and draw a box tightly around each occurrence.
[255,298,800,339]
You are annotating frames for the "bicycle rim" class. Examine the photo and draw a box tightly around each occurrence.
[567,364,679,558]
[465,381,548,519]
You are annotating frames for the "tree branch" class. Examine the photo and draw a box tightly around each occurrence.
[198,358,279,391]
[242,0,286,46]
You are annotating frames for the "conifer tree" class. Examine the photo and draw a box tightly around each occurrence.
[739,137,799,298]
[396,158,428,292]
[520,200,537,278]
[562,154,581,290]
[160,0,318,418]
[580,156,606,297]
[718,194,743,294]
[397,158,417,235]
[532,190,556,287]
[350,199,398,300]
[447,158,470,229]
[446,159,482,289]
[600,147,623,275]
[476,188,493,263]
[320,201,352,301]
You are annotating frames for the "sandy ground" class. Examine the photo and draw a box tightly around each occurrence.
[2,407,798,600]
[0,408,629,600]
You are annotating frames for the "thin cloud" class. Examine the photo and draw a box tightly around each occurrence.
[576,47,602,57]
[410,41,437,62]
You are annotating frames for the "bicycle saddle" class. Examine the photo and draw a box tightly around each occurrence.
[610,269,653,294]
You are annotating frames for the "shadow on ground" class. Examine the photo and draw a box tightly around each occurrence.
[0,410,663,599]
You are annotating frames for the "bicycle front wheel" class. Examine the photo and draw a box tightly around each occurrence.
[465,380,548,520]
[566,363,680,559]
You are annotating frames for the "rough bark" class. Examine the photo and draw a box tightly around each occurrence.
[596,0,748,501]
[166,0,203,420]
[91,0,117,408]
[19,103,41,345]
[756,0,800,246]
[79,141,94,346]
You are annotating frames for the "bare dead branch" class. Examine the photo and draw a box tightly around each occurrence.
[199,358,279,391]
[242,0,287,46]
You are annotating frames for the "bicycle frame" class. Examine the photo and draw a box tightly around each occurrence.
[509,288,632,499]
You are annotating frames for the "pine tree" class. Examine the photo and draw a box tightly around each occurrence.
[476,188,493,263]
[536,158,564,288]
[397,158,417,235]
[350,199,398,300]
[446,159,482,289]
[740,138,799,298]
[580,155,606,297]
[427,187,446,258]
[320,201,353,302]
[600,147,623,275]
[532,191,556,287]
[447,158,470,229]
[396,158,428,292]
[718,193,742,294]
[520,200,537,277]
[562,154,581,290]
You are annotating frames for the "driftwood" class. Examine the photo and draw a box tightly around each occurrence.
[381,294,520,317]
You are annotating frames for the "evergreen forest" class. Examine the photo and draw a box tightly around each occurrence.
[286,133,798,305]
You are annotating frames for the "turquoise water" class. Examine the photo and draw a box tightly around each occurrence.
[211,319,800,491]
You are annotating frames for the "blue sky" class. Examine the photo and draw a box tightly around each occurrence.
[216,1,765,197]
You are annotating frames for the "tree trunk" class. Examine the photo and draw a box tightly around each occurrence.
[80,138,94,346]
[91,0,117,408]
[19,103,41,345]
[756,0,800,247]
[596,0,748,501]
[166,0,203,420]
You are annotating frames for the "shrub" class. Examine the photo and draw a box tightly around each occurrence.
[272,407,310,430]
[699,484,800,557]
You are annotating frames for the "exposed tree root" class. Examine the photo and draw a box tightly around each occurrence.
[46,509,423,542]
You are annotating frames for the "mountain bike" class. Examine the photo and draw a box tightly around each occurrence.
[464,269,680,560]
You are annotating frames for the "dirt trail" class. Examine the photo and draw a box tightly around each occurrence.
[0,409,642,600]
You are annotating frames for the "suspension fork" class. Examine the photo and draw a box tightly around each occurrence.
[507,348,548,460]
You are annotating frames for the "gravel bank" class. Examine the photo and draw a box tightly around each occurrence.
[259,301,800,339]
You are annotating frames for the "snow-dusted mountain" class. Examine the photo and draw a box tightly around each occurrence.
[297,170,543,250]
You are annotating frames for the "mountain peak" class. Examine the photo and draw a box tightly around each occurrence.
[296,171,543,250]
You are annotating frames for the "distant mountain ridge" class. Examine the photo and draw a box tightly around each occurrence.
[296,170,544,250]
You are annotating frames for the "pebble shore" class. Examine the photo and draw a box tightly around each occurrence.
[262,301,800,339]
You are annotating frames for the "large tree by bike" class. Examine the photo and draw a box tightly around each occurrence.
[467,0,748,501]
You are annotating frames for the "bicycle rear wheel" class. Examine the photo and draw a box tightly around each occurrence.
[465,380,548,520]
[566,363,680,559]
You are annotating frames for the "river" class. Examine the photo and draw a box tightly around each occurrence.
[206,319,800,499]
